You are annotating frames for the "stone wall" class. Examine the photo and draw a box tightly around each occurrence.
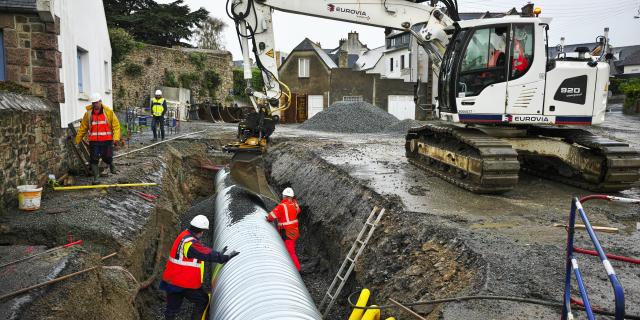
[0,92,69,212]
[0,13,64,103]
[112,45,233,110]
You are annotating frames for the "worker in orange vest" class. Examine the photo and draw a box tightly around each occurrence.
[74,93,121,184]
[161,215,239,320]
[266,187,302,271]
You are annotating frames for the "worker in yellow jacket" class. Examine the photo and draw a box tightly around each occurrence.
[74,93,121,184]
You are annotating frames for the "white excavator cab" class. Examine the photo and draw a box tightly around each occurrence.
[436,17,609,126]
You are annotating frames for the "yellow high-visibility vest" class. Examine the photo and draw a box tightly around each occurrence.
[152,98,165,116]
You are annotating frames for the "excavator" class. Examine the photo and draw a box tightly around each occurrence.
[224,0,640,199]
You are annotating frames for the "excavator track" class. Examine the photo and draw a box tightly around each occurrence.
[521,126,640,192]
[406,123,520,194]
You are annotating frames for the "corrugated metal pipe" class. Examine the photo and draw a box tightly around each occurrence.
[209,169,321,320]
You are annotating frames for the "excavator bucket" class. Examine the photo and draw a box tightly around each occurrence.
[229,152,279,202]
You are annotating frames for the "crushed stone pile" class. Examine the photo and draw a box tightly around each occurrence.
[383,119,427,133]
[299,101,399,133]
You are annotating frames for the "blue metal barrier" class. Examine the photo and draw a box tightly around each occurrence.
[561,195,636,320]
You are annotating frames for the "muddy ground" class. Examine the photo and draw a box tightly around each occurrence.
[0,105,638,319]
[264,104,640,319]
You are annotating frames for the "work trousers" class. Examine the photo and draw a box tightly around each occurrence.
[152,116,165,140]
[165,287,209,320]
[284,239,301,271]
[89,141,113,165]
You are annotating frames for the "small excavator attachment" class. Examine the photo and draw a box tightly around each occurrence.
[223,105,280,202]
[228,151,279,202]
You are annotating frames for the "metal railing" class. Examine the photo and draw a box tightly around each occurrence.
[562,195,640,320]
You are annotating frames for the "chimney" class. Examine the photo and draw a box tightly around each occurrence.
[348,31,358,45]
[338,50,348,68]
[521,3,534,17]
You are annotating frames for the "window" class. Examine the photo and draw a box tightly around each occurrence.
[77,47,89,94]
[298,58,309,78]
[390,38,396,46]
[510,24,534,80]
[390,58,394,72]
[401,55,405,69]
[458,26,508,97]
[104,61,111,93]
[343,96,363,102]
[0,30,5,81]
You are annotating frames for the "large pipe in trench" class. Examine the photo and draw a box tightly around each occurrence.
[209,170,321,319]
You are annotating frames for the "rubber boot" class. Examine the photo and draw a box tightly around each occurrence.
[109,162,117,174]
[91,164,100,185]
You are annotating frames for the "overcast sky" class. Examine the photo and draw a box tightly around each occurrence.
[160,0,640,60]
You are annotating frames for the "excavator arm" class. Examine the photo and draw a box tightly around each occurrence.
[225,0,456,200]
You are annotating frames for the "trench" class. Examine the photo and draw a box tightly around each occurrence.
[1,134,481,319]
[137,138,482,319]
[263,141,482,319]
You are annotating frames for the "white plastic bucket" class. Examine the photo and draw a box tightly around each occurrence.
[17,185,43,211]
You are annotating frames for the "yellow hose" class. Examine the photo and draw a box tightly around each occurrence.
[361,305,380,320]
[348,288,371,320]
[53,183,157,191]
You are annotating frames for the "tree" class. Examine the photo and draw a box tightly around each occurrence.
[108,28,136,65]
[104,0,208,47]
[195,16,227,50]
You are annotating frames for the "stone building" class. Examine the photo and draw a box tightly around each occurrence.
[0,0,111,211]
[0,0,112,126]
[112,45,233,110]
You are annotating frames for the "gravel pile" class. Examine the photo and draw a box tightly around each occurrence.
[383,119,426,133]
[300,101,399,133]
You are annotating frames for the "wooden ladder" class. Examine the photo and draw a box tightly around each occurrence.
[318,206,386,318]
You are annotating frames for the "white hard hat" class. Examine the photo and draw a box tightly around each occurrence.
[90,92,102,103]
[155,89,162,95]
[190,215,209,230]
[282,187,294,198]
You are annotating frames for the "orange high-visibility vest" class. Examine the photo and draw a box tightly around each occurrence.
[161,230,204,289]
[268,199,301,240]
[88,111,113,141]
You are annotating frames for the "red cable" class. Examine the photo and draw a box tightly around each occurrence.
[573,246,640,264]
[570,297,605,312]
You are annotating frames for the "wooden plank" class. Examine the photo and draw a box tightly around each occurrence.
[553,223,619,233]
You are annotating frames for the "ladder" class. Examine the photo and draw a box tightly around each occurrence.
[318,206,386,318]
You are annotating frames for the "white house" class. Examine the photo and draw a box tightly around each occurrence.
[54,0,112,126]
[361,24,430,84]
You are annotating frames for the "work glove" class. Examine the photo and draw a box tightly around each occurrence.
[220,246,228,255]
[221,250,240,263]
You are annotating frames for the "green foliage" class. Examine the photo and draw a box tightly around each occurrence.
[188,52,208,69]
[178,72,200,88]
[108,27,136,65]
[232,68,264,98]
[620,78,640,113]
[0,81,30,94]
[163,70,179,87]
[104,0,209,47]
[124,62,143,77]
[144,56,154,66]
[202,70,221,97]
